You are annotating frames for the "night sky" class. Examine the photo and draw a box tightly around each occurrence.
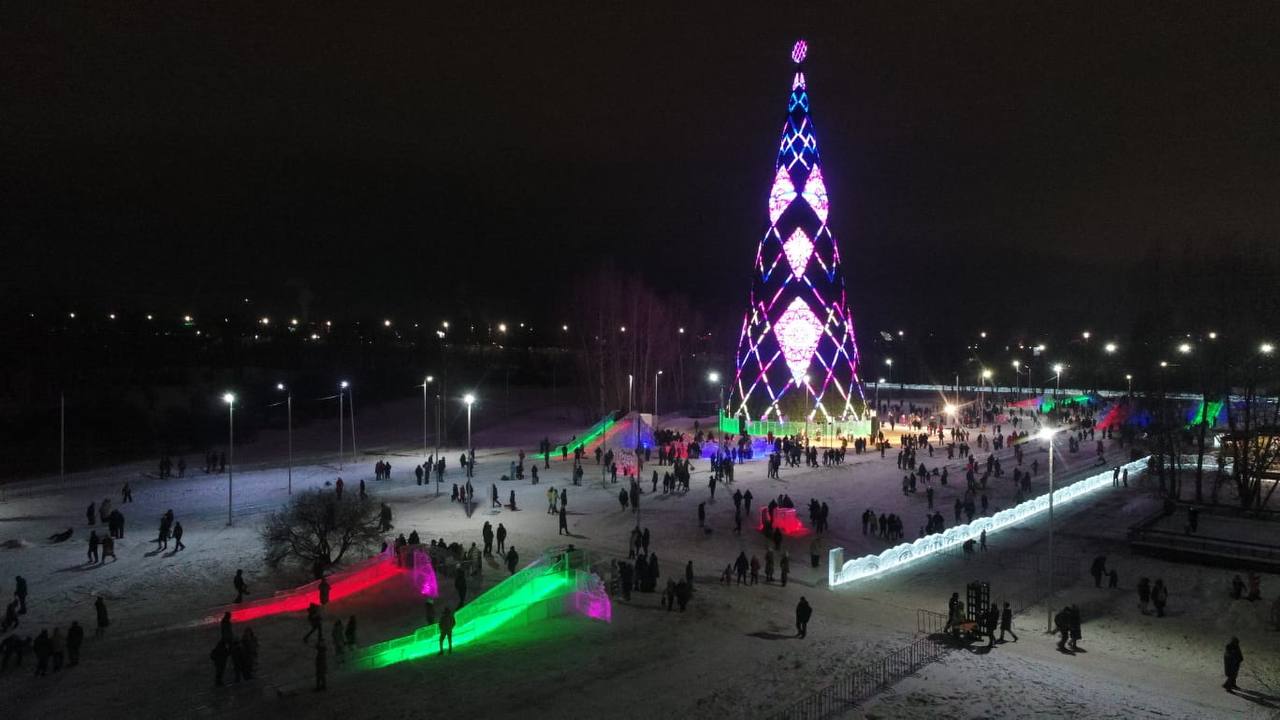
[3,3,1278,330]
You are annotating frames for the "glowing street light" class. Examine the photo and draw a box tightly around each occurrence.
[338,381,350,469]
[1036,425,1062,631]
[497,323,507,333]
[1082,331,1091,340]
[1178,343,1192,354]
[464,393,476,477]
[277,383,292,495]
[421,376,435,461]
[222,392,236,525]
[654,370,664,431]
[1261,343,1274,355]
[384,319,392,328]
[1104,343,1117,354]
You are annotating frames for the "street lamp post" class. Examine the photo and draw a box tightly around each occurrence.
[1040,426,1058,631]
[422,376,434,460]
[708,372,723,416]
[980,369,992,428]
[338,381,349,469]
[277,383,292,495]
[464,394,476,478]
[1052,364,1064,402]
[223,392,235,526]
[1126,373,1133,396]
[654,370,663,435]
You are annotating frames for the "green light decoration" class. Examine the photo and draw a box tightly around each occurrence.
[534,414,617,460]
[1186,399,1224,428]
[355,548,609,670]
[718,409,871,439]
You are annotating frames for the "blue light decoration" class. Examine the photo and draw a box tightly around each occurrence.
[828,456,1150,587]
[731,39,866,424]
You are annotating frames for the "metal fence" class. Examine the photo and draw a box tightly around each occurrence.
[768,636,944,720]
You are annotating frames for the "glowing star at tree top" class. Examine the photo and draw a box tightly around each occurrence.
[774,297,823,383]
[791,39,808,64]
[782,228,814,277]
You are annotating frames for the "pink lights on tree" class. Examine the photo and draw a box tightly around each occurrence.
[782,228,814,277]
[774,297,822,383]
[768,165,796,224]
[802,165,829,223]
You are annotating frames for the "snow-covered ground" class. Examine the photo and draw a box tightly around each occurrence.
[1,398,1277,719]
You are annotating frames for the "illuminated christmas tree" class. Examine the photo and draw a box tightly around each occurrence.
[730,39,865,424]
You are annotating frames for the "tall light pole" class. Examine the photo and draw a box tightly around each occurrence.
[277,383,292,495]
[980,369,992,427]
[654,370,663,435]
[1052,364,1064,402]
[338,381,350,469]
[1039,426,1059,631]
[708,372,723,417]
[223,392,236,526]
[1125,373,1133,396]
[422,375,434,460]
[875,377,885,415]
[628,374,637,448]
[464,393,476,478]
[1012,360,1021,397]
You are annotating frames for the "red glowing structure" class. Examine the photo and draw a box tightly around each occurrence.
[225,547,437,623]
[759,506,806,536]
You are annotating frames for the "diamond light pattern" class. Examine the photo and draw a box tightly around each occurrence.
[775,298,822,383]
[731,40,866,423]
[768,165,796,224]
[802,166,829,223]
[782,229,813,277]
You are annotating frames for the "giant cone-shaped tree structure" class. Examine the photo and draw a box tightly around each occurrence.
[731,40,866,423]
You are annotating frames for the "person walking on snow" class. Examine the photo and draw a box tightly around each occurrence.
[234,570,250,603]
[999,601,1018,642]
[795,597,812,638]
[439,607,456,655]
[1223,636,1244,691]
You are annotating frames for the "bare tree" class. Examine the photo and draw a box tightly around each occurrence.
[1225,382,1280,510]
[260,489,382,570]
[571,265,710,419]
